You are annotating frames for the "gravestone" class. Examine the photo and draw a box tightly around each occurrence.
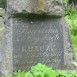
[1,0,76,76]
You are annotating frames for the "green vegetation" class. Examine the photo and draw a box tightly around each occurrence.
[65,8,77,58]
[63,0,68,4]
[5,63,77,77]
[0,0,6,8]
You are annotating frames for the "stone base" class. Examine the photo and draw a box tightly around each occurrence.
[63,18,76,70]
[1,16,76,76]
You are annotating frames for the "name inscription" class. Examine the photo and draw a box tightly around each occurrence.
[13,18,64,70]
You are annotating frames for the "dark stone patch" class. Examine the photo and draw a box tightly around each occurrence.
[12,17,64,71]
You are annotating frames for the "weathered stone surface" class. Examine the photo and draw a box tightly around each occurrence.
[2,16,64,75]
[0,55,2,77]
[0,12,5,77]
[1,18,13,75]
[63,19,76,69]
[13,17,64,71]
[1,0,76,76]
[0,17,5,27]
[0,71,2,77]
[2,16,76,76]
[7,0,64,16]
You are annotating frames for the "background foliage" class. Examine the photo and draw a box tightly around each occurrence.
[0,0,6,8]
[65,8,77,58]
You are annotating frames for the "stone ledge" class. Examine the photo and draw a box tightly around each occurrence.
[7,0,64,16]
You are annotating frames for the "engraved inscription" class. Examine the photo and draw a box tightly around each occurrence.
[13,18,64,70]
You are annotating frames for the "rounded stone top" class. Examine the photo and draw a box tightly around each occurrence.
[8,0,64,16]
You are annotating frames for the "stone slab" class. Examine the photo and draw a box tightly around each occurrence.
[1,16,76,76]
[13,15,64,71]
[2,15,65,75]
[7,0,64,16]
[63,19,76,69]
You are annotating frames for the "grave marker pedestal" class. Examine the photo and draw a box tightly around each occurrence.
[1,0,76,75]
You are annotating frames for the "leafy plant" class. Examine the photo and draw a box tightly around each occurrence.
[71,70,77,77]
[30,63,56,77]
[63,0,68,4]
[5,63,77,77]
[56,70,69,77]
[5,73,12,77]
